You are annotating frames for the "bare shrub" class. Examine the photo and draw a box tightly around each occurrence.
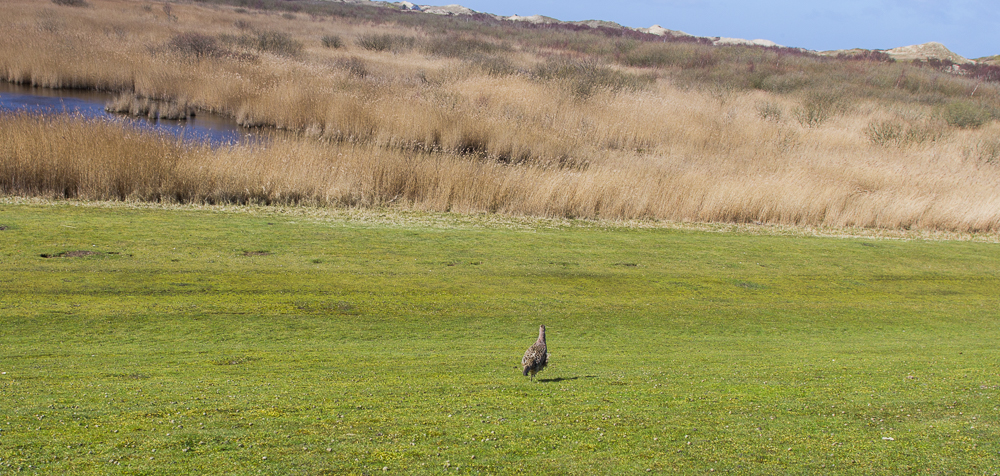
[335,56,369,78]
[225,30,303,57]
[162,4,176,21]
[321,34,342,49]
[468,55,517,77]
[253,30,303,57]
[756,102,783,122]
[355,33,415,53]
[424,35,508,59]
[51,0,89,6]
[533,59,654,98]
[965,139,1000,165]
[168,32,225,59]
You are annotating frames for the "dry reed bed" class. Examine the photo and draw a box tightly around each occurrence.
[4,112,1000,231]
[2,0,1000,231]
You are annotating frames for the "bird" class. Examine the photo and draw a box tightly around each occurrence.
[521,325,548,381]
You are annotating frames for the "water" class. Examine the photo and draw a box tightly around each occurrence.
[0,82,257,146]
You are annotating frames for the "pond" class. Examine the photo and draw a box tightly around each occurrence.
[0,82,258,146]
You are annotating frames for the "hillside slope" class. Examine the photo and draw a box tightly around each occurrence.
[404,1,983,62]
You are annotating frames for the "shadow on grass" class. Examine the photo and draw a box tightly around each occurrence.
[537,375,596,383]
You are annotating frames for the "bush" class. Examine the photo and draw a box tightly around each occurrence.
[623,43,717,69]
[321,35,342,49]
[755,102,783,122]
[355,33,415,53]
[965,139,1000,165]
[469,55,517,77]
[229,30,303,57]
[256,31,303,57]
[533,59,655,98]
[335,56,369,78]
[51,0,89,6]
[902,121,946,145]
[865,118,946,147]
[168,33,225,59]
[836,50,894,63]
[795,91,843,127]
[424,36,508,59]
[941,100,994,129]
[865,120,904,146]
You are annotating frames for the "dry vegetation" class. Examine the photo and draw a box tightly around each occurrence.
[2,0,1000,231]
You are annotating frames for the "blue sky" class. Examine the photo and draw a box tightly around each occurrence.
[451,0,997,59]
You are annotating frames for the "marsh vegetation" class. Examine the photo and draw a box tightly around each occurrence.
[2,0,1000,230]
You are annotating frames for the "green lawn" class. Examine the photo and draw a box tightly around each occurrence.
[2,200,999,474]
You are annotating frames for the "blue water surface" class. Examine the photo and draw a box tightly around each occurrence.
[0,82,257,146]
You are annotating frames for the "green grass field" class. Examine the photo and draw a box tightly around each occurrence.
[2,200,999,474]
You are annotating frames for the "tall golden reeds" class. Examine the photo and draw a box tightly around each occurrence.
[4,112,1000,231]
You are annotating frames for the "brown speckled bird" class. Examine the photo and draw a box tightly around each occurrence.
[521,325,548,381]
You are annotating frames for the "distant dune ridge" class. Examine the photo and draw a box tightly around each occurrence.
[713,37,782,48]
[882,42,971,64]
[389,0,984,62]
[507,14,560,25]
[636,25,692,37]
[818,42,974,65]
[418,3,476,15]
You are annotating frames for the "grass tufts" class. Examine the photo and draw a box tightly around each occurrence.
[965,139,1000,165]
[865,119,904,146]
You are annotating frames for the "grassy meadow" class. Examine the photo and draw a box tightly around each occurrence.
[2,0,1000,230]
[2,199,1000,474]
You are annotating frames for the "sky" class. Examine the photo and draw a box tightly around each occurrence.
[451,0,998,59]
